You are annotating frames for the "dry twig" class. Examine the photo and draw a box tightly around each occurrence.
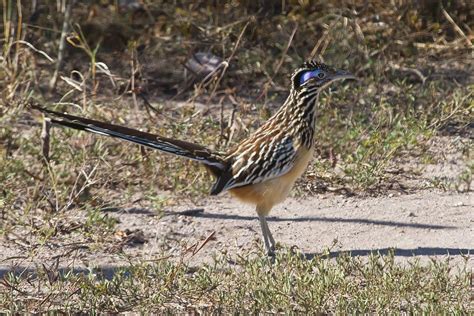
[49,0,73,90]
[41,117,51,163]
[442,8,472,48]
[205,20,251,105]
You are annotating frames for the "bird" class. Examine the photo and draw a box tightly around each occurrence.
[33,60,356,256]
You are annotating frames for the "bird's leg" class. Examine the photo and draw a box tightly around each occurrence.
[265,221,276,252]
[258,214,275,256]
[258,214,271,255]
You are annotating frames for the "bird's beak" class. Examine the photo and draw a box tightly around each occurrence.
[330,69,357,81]
[319,69,357,90]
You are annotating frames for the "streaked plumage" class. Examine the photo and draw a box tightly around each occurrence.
[34,60,355,255]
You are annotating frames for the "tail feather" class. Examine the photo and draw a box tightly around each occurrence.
[33,105,227,174]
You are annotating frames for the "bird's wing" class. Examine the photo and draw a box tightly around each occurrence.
[210,134,298,194]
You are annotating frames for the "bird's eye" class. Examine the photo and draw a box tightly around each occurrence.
[297,69,326,86]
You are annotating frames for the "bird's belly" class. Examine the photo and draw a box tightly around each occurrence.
[229,147,313,215]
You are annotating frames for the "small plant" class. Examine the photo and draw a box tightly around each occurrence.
[1,248,471,313]
[66,24,102,97]
[0,1,472,313]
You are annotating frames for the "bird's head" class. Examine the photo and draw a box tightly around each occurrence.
[291,60,356,93]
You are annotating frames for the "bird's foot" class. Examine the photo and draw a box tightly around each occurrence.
[265,244,276,257]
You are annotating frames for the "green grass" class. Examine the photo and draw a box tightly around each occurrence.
[0,0,473,313]
[1,248,472,313]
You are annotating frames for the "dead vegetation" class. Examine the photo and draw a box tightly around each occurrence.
[0,0,473,313]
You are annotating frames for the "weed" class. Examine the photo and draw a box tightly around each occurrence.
[0,1,472,313]
[0,248,471,313]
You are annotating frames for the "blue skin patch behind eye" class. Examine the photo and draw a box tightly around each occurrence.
[299,69,324,85]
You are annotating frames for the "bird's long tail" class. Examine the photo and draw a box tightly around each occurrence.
[33,105,227,175]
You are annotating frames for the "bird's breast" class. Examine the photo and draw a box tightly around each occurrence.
[229,146,314,213]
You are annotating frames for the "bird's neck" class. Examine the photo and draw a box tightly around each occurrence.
[273,89,320,148]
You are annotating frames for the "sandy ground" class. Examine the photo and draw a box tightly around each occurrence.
[1,189,472,279]
[122,190,473,265]
[1,135,473,277]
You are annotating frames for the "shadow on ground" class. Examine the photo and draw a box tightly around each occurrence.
[1,247,471,280]
[103,207,457,230]
[0,265,127,280]
[167,210,456,230]
[305,247,473,260]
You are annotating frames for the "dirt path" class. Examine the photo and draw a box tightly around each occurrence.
[113,189,474,267]
[1,190,473,279]
[2,133,473,278]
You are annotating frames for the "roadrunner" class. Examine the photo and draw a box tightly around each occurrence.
[34,60,355,256]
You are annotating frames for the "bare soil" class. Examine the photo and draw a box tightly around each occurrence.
[1,190,472,278]
[1,136,473,276]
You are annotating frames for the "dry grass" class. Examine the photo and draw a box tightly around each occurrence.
[1,249,472,313]
[0,0,473,313]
